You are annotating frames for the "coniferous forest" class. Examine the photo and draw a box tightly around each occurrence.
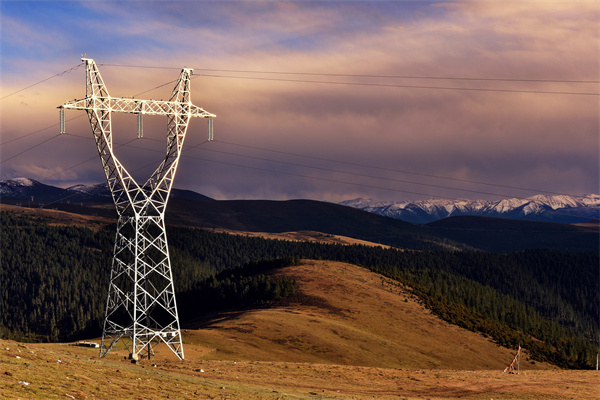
[1,210,598,369]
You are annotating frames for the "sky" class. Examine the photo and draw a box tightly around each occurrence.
[1,1,598,203]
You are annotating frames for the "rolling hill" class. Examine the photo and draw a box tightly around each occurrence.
[424,215,599,253]
[2,259,598,400]
[2,178,598,252]
[185,259,546,370]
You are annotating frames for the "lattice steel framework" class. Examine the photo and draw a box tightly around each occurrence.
[58,58,215,360]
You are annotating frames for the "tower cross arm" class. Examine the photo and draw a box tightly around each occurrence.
[59,97,216,118]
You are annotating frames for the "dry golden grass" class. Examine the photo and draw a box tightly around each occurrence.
[1,340,597,399]
[0,205,388,248]
[186,260,550,370]
[3,260,598,400]
[2,208,598,398]
[212,229,391,248]
[0,204,113,230]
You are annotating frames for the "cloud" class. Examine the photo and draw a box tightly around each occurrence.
[1,1,598,202]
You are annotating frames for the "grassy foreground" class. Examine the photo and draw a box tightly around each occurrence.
[2,260,598,399]
[1,340,598,400]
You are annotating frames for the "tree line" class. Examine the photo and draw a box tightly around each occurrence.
[1,210,598,368]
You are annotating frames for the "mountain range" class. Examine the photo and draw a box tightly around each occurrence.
[3,178,598,224]
[1,178,598,253]
[340,194,600,224]
[0,178,212,204]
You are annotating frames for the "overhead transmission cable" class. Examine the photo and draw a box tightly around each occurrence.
[1,114,86,147]
[191,73,599,96]
[211,139,574,197]
[13,123,595,204]
[1,134,62,165]
[56,133,443,199]
[101,63,600,84]
[4,61,598,148]
[57,133,595,204]
[18,135,600,221]
[174,153,599,221]
[4,62,598,147]
[4,63,597,203]
[193,145,526,199]
[99,63,600,96]
[1,63,84,101]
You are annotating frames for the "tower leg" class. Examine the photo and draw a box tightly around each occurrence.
[100,216,184,360]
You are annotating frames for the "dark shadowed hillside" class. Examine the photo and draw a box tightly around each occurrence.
[164,198,599,252]
[425,216,599,252]
[165,198,461,250]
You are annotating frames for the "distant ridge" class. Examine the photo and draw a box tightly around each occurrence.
[0,178,213,203]
[341,194,600,224]
[1,178,598,252]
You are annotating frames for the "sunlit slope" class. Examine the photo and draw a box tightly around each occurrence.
[185,260,553,370]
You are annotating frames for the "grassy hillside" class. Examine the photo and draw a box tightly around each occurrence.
[425,216,599,252]
[185,260,548,370]
[165,198,459,250]
[6,195,598,252]
[1,207,598,369]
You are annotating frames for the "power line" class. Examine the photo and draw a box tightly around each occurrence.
[3,60,597,147]
[185,152,453,200]
[55,133,596,204]
[1,114,86,147]
[16,128,594,203]
[10,133,597,221]
[101,63,600,84]
[193,145,524,199]
[192,73,600,96]
[0,134,61,165]
[99,63,600,96]
[56,133,444,198]
[1,63,84,101]
[212,139,575,197]
[61,135,525,199]
[1,124,61,146]
[3,62,596,205]
[173,153,600,222]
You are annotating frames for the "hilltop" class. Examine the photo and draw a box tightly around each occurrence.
[186,260,543,370]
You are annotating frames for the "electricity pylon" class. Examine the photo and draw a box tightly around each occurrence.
[58,58,215,360]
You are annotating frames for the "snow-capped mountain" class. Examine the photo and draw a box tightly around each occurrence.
[67,183,113,200]
[1,178,74,202]
[340,194,600,224]
[0,178,212,204]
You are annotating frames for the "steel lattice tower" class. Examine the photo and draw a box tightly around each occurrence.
[58,58,215,360]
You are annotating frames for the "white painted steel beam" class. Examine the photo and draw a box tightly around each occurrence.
[58,58,216,361]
